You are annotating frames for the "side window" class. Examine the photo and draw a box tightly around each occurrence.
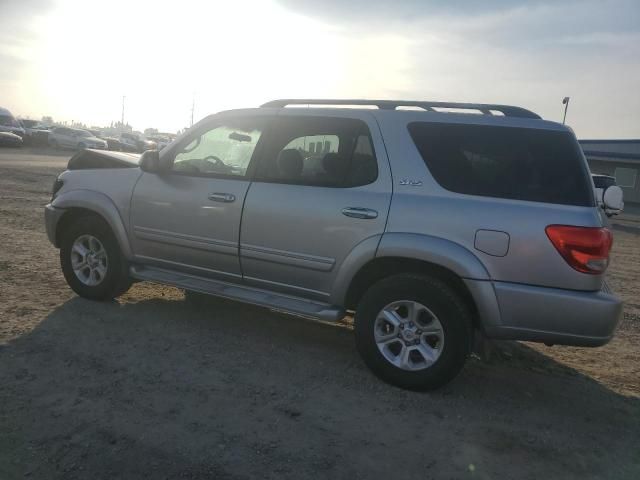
[171,120,263,178]
[256,116,378,187]
[408,122,593,206]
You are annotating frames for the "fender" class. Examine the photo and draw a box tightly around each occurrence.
[330,234,383,305]
[51,189,133,259]
[330,233,498,324]
[376,233,490,280]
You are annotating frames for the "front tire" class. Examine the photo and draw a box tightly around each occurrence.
[60,215,132,300]
[354,274,473,391]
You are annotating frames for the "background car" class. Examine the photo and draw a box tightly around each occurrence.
[0,131,24,147]
[19,119,50,145]
[0,107,26,138]
[592,173,623,217]
[119,132,156,153]
[48,127,108,150]
[145,135,172,150]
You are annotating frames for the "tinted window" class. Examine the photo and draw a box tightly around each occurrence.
[257,117,378,187]
[171,119,263,178]
[408,123,593,206]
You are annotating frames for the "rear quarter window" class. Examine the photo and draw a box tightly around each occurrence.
[408,122,594,206]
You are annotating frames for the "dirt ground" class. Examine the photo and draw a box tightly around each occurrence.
[1,148,639,479]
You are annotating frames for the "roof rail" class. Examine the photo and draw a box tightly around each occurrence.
[260,99,541,119]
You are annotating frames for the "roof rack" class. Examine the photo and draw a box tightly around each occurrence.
[260,99,541,119]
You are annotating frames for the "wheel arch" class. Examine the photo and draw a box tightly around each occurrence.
[52,190,132,259]
[336,233,495,330]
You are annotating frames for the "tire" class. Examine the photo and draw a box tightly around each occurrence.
[60,215,132,300]
[354,274,473,391]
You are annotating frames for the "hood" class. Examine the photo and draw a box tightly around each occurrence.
[67,149,141,170]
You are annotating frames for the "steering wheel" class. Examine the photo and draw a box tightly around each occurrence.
[203,155,225,168]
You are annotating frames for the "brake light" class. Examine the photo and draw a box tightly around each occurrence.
[545,225,613,274]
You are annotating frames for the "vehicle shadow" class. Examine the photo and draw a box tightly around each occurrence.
[1,293,639,480]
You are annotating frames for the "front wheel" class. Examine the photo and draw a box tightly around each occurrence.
[354,274,473,391]
[60,215,132,300]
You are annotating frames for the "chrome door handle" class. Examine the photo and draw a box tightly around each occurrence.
[341,207,378,219]
[208,192,236,203]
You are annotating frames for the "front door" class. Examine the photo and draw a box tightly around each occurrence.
[239,113,392,300]
[130,116,267,282]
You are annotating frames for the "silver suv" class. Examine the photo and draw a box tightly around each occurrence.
[44,99,624,390]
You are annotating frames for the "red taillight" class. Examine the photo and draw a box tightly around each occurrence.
[545,225,613,274]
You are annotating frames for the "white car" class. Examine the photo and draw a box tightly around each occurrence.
[49,127,108,150]
[592,174,623,217]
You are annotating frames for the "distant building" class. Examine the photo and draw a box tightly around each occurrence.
[580,139,640,208]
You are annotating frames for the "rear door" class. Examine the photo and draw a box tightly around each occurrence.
[239,112,392,301]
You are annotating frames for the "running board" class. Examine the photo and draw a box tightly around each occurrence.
[129,265,345,322]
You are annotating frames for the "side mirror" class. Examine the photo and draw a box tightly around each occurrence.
[603,185,624,216]
[139,149,162,173]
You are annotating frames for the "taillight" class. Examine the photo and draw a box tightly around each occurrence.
[545,225,613,274]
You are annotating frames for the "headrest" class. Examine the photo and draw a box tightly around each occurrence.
[322,152,347,178]
[277,149,303,178]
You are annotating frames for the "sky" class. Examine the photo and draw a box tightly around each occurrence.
[1,0,639,138]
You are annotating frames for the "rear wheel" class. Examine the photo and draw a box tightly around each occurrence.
[354,274,472,391]
[60,215,132,300]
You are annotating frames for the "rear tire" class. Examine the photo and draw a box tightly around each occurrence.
[354,274,473,391]
[60,215,132,300]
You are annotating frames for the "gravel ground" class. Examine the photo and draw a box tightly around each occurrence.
[1,148,639,479]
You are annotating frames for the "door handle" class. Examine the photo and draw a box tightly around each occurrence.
[341,207,378,219]
[208,192,236,203]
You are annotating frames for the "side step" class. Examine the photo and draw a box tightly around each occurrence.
[129,265,345,322]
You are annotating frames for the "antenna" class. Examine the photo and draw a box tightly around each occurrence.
[562,96,570,124]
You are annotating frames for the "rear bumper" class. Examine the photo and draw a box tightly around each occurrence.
[44,203,65,247]
[466,279,623,347]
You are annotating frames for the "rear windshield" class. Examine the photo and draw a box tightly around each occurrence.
[408,123,594,206]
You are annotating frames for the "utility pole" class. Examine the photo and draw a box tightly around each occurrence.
[190,93,195,127]
[121,95,126,127]
[562,96,570,124]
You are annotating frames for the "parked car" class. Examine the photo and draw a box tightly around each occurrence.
[48,127,108,150]
[0,131,24,147]
[592,174,624,217]
[44,99,624,391]
[119,132,156,153]
[0,107,25,138]
[19,119,50,145]
[145,135,172,150]
[103,136,126,151]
